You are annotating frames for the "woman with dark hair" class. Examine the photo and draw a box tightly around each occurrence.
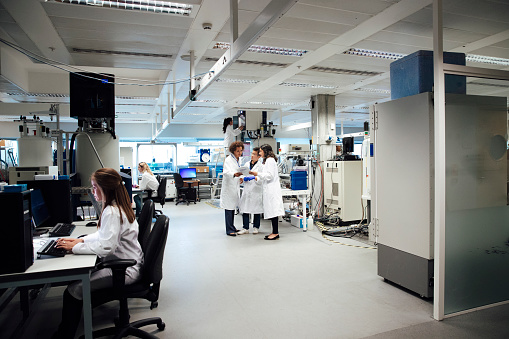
[249,144,284,240]
[52,168,144,338]
[220,141,244,236]
[223,117,243,152]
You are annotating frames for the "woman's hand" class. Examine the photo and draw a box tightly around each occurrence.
[238,125,244,130]
[233,172,242,177]
[239,177,244,184]
[56,238,83,252]
[249,171,258,176]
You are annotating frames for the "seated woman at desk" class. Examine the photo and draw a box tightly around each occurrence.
[52,168,143,339]
[134,161,159,217]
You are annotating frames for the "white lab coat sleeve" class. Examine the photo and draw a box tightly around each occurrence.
[72,206,121,257]
[139,172,148,190]
[232,127,242,136]
[257,160,275,182]
[222,156,239,178]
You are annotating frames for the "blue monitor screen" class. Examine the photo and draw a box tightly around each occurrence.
[31,189,50,228]
[179,168,197,179]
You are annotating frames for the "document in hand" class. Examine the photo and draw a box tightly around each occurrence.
[238,165,250,175]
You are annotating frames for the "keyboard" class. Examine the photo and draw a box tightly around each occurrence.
[37,239,67,257]
[49,223,76,237]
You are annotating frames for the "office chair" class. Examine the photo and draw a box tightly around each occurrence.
[87,215,170,339]
[151,177,167,216]
[174,173,196,205]
[137,199,154,252]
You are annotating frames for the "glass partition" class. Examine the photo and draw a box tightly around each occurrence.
[444,93,509,314]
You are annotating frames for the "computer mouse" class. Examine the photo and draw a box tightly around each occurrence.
[86,221,98,227]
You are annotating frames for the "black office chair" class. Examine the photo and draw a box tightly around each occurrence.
[88,215,170,339]
[174,173,196,206]
[137,199,154,252]
[151,177,167,216]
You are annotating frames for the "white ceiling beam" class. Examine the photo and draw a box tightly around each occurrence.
[451,29,509,53]
[1,0,73,64]
[153,0,298,140]
[195,0,433,124]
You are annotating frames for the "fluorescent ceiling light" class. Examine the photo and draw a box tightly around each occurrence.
[466,54,509,67]
[244,101,294,106]
[46,0,193,16]
[213,42,307,57]
[72,48,172,58]
[310,66,381,77]
[215,78,259,84]
[343,48,406,60]
[279,82,336,89]
[354,88,391,94]
[345,48,509,67]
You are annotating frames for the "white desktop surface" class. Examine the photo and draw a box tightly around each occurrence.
[0,222,97,339]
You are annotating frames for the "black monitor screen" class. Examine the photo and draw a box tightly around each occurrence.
[342,137,354,153]
[179,168,197,179]
[31,189,50,228]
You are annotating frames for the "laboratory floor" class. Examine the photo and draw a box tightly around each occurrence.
[2,200,509,338]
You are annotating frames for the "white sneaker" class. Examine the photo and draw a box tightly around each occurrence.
[237,229,249,235]
[253,228,259,234]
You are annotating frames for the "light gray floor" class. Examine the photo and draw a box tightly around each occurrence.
[1,201,509,338]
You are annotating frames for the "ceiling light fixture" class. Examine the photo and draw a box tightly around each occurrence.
[244,101,294,106]
[343,48,406,60]
[279,82,336,89]
[46,0,193,16]
[345,48,509,67]
[213,42,307,57]
[310,66,382,76]
[72,48,172,58]
[466,54,509,67]
[215,78,260,84]
[354,88,391,94]
[205,57,288,68]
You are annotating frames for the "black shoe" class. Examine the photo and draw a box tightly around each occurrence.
[227,233,237,237]
[264,234,280,240]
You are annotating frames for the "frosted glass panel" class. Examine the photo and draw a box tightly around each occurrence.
[445,94,508,315]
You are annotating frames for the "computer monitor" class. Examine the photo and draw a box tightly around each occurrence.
[179,168,197,179]
[342,137,354,154]
[31,189,50,228]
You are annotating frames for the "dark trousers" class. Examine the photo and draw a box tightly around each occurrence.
[134,194,142,216]
[270,217,279,234]
[243,213,261,229]
[224,209,236,234]
[52,289,83,339]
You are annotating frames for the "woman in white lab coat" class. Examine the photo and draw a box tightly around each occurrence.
[222,117,243,152]
[237,147,263,234]
[134,162,159,217]
[220,141,244,236]
[250,144,284,240]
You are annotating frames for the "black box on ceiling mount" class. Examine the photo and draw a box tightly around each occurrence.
[70,72,115,119]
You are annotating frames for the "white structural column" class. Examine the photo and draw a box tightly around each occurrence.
[433,0,446,322]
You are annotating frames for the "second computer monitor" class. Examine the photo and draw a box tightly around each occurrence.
[179,168,197,179]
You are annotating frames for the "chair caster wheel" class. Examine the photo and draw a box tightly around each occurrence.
[150,301,158,309]
[158,322,166,330]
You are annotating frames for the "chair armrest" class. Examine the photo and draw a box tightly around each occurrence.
[97,259,137,271]
[145,189,154,198]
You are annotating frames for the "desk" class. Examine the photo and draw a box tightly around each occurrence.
[132,187,150,200]
[183,179,200,201]
[281,189,311,232]
[0,224,97,339]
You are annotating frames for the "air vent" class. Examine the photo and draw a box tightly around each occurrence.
[116,96,158,100]
[72,48,172,58]
[310,66,381,77]
[204,58,288,68]
[279,82,336,89]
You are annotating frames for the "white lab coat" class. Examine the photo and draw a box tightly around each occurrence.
[256,157,284,219]
[219,154,242,210]
[239,159,263,214]
[223,124,242,148]
[139,172,159,192]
